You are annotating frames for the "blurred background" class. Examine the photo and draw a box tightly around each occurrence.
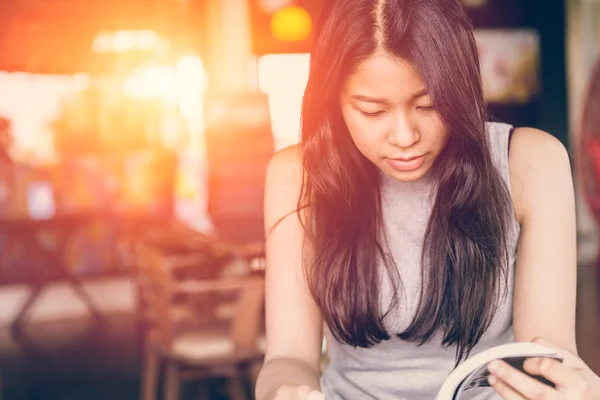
[0,0,598,399]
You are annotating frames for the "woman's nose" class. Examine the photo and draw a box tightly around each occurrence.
[387,114,420,148]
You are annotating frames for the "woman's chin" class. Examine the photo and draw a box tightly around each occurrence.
[381,164,431,182]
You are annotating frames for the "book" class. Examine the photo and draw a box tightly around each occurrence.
[435,342,563,400]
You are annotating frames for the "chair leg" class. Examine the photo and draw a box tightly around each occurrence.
[241,364,256,400]
[195,381,211,400]
[141,347,160,400]
[248,362,262,394]
[228,364,254,400]
[163,361,181,400]
[227,377,247,400]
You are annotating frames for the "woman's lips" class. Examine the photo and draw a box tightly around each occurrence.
[387,155,425,172]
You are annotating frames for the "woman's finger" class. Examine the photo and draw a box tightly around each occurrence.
[305,390,325,400]
[523,357,589,393]
[531,337,584,368]
[489,374,528,400]
[488,360,560,400]
[296,385,312,398]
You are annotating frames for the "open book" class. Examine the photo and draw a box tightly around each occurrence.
[435,342,563,400]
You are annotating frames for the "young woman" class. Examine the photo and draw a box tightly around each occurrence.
[255,0,600,398]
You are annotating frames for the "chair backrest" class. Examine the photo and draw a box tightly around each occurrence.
[174,273,266,355]
[229,275,265,353]
[135,240,176,348]
[135,239,266,356]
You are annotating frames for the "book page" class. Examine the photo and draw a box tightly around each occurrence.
[455,356,562,398]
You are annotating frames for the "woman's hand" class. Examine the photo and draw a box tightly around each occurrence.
[488,338,600,399]
[272,385,325,400]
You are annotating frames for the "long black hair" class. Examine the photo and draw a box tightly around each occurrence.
[299,0,512,362]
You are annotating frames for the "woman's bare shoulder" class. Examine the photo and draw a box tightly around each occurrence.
[267,144,303,184]
[264,144,304,227]
[508,127,571,223]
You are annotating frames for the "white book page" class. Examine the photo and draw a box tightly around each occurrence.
[435,342,560,400]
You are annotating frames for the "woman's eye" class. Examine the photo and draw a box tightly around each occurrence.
[360,110,384,118]
[417,105,435,111]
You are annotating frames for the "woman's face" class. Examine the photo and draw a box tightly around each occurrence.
[340,52,449,182]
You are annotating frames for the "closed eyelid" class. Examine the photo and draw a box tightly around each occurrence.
[413,94,432,103]
[353,102,386,111]
[411,89,428,99]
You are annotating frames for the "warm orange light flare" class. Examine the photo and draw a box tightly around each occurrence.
[269,6,312,42]
[92,30,168,54]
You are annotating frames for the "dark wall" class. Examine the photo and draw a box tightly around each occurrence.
[467,0,568,149]
[523,0,568,149]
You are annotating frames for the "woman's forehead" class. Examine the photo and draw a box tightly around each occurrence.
[343,54,426,100]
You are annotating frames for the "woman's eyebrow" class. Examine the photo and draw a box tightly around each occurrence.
[351,94,389,104]
[352,89,428,104]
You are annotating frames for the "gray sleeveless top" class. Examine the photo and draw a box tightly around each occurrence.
[320,122,520,400]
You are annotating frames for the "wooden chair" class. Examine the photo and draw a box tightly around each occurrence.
[136,241,265,400]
